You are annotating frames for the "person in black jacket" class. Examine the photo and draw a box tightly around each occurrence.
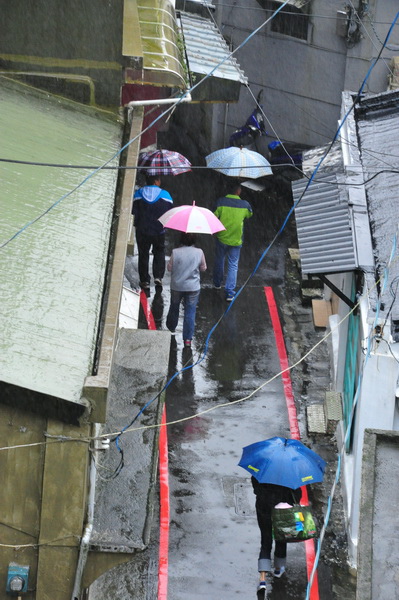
[132,175,173,290]
[251,477,302,590]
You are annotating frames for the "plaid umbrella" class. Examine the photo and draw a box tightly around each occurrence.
[138,149,192,176]
[205,146,272,179]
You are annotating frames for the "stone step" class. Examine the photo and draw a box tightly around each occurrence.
[324,391,343,434]
[306,403,327,434]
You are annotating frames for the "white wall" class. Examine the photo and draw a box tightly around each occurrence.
[347,350,398,563]
[327,272,353,391]
[328,273,399,564]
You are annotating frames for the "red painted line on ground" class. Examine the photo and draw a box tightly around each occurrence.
[158,406,170,600]
[264,286,300,440]
[138,291,170,598]
[264,286,320,600]
[140,290,157,330]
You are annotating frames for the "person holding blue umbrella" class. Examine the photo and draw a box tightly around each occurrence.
[251,478,302,592]
[238,436,326,593]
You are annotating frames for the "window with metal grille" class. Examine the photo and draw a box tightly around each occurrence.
[263,1,310,41]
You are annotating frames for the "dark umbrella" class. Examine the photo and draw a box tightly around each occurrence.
[138,149,192,176]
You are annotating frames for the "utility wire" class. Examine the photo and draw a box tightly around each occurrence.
[211,0,399,25]
[0,1,291,249]
[305,11,399,598]
[2,4,398,572]
[306,227,399,598]
[111,9,399,477]
[347,0,395,79]
[78,4,399,481]
[2,155,399,187]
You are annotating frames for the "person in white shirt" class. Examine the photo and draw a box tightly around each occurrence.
[166,233,207,347]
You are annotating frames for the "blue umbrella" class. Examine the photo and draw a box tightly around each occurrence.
[238,437,326,489]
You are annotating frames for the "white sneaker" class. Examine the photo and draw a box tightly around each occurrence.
[257,575,272,595]
[273,566,286,578]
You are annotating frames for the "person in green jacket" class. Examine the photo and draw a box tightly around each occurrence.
[213,181,252,301]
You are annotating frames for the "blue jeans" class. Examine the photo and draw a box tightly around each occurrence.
[213,239,242,295]
[166,290,200,341]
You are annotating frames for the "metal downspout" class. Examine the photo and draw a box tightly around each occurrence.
[126,93,192,107]
[71,424,99,600]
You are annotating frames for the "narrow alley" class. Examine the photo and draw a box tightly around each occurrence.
[90,167,354,599]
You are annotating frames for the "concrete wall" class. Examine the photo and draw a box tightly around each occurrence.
[357,430,399,600]
[209,0,399,151]
[344,0,399,94]
[0,404,91,600]
[327,272,353,392]
[0,0,123,106]
[333,281,399,565]
[347,347,398,563]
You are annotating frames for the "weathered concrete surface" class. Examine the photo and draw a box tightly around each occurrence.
[357,429,399,600]
[90,328,171,552]
[0,0,123,106]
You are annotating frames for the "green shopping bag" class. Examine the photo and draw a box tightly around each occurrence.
[272,503,318,543]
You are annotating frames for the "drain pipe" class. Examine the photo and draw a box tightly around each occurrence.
[71,424,102,600]
[126,93,192,107]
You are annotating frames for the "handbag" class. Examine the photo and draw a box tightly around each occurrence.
[272,500,318,543]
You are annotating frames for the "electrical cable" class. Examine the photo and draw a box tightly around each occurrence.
[0,249,396,463]
[94,253,396,441]
[0,535,80,549]
[366,12,399,51]
[346,0,395,79]
[0,1,291,250]
[108,12,397,476]
[76,6,399,481]
[0,253,389,444]
[205,0,399,26]
[2,4,399,570]
[3,253,394,551]
[305,232,399,598]
[0,0,396,500]
[305,14,399,596]
[1,155,399,185]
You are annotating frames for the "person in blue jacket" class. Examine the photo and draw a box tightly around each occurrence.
[132,175,173,289]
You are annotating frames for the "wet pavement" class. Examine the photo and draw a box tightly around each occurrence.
[89,167,356,599]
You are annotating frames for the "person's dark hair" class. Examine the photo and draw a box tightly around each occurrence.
[179,232,196,246]
[146,174,161,186]
[226,179,241,195]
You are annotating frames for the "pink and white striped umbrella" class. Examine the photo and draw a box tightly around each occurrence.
[158,202,225,235]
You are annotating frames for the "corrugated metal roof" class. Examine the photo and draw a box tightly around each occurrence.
[0,81,121,408]
[355,93,399,319]
[179,12,247,84]
[293,173,358,274]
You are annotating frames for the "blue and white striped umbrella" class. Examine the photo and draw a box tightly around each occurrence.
[205,146,273,179]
